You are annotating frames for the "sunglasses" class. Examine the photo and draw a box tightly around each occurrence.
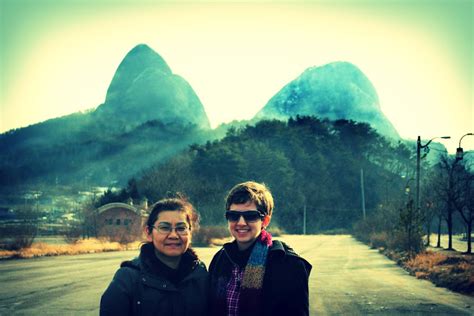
[225,210,265,222]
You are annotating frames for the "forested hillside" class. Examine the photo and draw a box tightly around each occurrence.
[0,117,217,188]
[104,116,414,232]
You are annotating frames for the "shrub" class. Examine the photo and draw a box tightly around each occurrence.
[192,226,230,246]
[0,206,40,251]
[0,223,38,250]
[394,200,425,255]
[369,232,389,249]
[352,219,372,244]
[64,224,83,244]
[389,229,425,255]
[267,225,284,237]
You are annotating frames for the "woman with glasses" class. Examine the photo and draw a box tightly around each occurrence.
[209,181,312,316]
[100,196,208,316]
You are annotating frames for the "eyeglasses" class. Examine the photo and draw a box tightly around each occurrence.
[225,210,264,222]
[152,224,190,236]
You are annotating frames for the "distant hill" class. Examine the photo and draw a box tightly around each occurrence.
[255,62,400,140]
[0,44,213,189]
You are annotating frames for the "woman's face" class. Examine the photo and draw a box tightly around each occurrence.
[147,210,191,257]
[228,201,267,250]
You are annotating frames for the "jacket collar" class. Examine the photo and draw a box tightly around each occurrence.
[268,240,290,259]
[120,244,200,272]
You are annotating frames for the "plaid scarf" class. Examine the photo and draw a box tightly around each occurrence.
[231,230,273,316]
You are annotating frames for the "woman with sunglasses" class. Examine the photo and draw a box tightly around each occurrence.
[209,181,312,316]
[100,196,208,316]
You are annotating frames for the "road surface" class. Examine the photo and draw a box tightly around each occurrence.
[0,235,473,315]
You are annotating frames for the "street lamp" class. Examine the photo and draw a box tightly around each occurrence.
[404,177,416,212]
[405,177,415,196]
[416,135,450,211]
[456,133,474,161]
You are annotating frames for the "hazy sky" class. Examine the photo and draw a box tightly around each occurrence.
[0,0,472,153]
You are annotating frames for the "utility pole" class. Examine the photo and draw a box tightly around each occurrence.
[360,169,366,220]
[416,136,422,211]
[303,204,307,235]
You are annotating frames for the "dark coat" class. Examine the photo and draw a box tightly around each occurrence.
[209,239,312,316]
[100,244,209,316]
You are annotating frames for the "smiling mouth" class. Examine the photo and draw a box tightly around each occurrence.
[235,228,250,233]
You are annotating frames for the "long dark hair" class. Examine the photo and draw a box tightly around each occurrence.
[146,194,199,233]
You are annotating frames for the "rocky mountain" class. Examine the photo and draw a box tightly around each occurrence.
[255,62,400,139]
[0,50,406,193]
[0,44,213,189]
[95,44,210,129]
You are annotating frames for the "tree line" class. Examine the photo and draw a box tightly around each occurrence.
[99,116,415,232]
[353,144,473,254]
[68,116,474,254]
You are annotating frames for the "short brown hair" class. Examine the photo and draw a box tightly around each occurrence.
[225,181,274,217]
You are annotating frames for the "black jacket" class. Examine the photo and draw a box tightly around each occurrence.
[100,244,209,316]
[209,239,312,316]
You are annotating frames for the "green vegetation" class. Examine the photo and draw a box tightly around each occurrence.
[4,115,472,258]
[0,116,218,187]
[100,116,414,234]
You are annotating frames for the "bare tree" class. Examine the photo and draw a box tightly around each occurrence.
[452,166,474,253]
[434,204,446,248]
[433,156,464,250]
[68,198,99,242]
[0,205,39,250]
[422,169,446,247]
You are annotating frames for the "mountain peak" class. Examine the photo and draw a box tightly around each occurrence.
[124,44,171,71]
[255,61,399,139]
[97,44,210,129]
[302,61,380,107]
[129,43,155,53]
[105,44,172,103]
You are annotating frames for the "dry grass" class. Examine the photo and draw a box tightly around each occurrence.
[405,251,448,270]
[403,250,474,294]
[0,238,141,259]
[414,271,429,280]
[0,249,17,258]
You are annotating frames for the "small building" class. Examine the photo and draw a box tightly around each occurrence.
[96,199,147,243]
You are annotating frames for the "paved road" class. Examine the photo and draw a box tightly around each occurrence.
[0,235,473,315]
[284,235,474,315]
